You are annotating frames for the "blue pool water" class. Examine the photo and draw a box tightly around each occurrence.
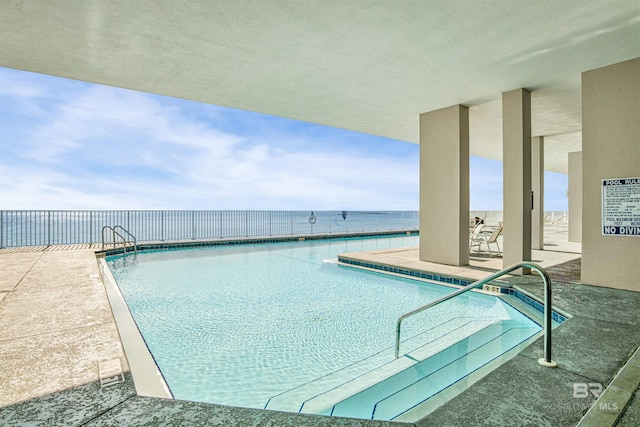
[107,235,541,419]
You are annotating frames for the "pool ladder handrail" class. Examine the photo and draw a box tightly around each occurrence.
[395,262,557,367]
[101,225,137,253]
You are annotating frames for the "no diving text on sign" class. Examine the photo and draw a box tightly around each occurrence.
[602,178,640,236]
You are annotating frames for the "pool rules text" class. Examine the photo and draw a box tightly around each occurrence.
[602,178,640,236]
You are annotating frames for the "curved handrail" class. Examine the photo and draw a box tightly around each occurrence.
[102,226,126,251]
[101,225,136,253]
[395,262,557,367]
[113,225,137,252]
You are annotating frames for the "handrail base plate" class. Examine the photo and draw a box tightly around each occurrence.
[538,358,558,368]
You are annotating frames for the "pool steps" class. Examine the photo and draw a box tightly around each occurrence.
[265,317,540,419]
[264,316,488,412]
[299,319,498,415]
[332,323,540,420]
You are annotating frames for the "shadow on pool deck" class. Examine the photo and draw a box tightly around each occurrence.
[0,241,639,426]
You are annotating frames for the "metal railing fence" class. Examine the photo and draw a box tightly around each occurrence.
[0,210,420,248]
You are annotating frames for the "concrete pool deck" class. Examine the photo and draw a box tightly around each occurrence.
[0,230,639,426]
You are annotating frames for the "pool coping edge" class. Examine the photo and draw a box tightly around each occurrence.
[98,257,173,400]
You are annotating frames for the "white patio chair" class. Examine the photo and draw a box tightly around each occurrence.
[470,224,503,257]
[469,223,485,253]
[483,224,503,257]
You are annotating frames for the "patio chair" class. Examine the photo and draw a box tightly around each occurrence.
[484,224,503,257]
[469,223,485,252]
[470,224,503,257]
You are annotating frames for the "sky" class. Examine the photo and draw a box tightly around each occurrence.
[0,67,568,211]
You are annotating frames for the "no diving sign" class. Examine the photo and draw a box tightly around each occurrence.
[602,178,640,236]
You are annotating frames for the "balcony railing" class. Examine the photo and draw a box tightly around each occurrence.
[0,210,420,248]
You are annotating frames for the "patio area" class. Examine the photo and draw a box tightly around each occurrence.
[0,228,638,426]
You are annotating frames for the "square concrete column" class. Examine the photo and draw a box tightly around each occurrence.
[531,136,544,250]
[568,152,582,243]
[419,105,469,266]
[502,89,532,273]
[582,58,640,291]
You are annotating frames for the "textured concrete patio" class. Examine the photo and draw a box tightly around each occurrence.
[0,230,638,426]
[0,250,127,408]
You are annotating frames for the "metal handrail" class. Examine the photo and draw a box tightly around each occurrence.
[113,225,137,252]
[101,225,136,253]
[395,262,557,367]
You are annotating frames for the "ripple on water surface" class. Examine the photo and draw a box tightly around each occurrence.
[107,236,534,408]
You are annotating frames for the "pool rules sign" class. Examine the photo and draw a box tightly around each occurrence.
[602,178,640,236]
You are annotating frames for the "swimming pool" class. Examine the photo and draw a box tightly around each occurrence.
[106,235,541,421]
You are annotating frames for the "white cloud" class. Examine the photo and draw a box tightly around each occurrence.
[0,69,420,210]
[21,85,242,164]
[0,164,121,209]
[1,68,569,213]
